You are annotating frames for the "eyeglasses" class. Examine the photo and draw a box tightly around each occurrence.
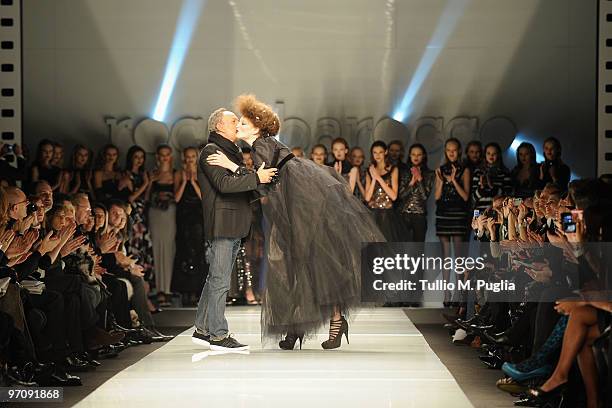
[11,198,28,206]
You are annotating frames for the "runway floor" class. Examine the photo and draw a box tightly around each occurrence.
[74,308,473,408]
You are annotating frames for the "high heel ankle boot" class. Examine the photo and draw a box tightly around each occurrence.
[279,333,305,350]
[321,316,349,350]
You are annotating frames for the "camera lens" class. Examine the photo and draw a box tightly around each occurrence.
[27,202,38,215]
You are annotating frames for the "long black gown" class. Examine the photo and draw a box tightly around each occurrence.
[171,181,207,296]
[250,136,385,340]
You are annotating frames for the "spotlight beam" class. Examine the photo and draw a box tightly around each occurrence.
[152,0,207,122]
[510,134,545,162]
[392,0,471,123]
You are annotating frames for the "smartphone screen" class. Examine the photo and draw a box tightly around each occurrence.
[561,212,575,233]
[564,223,576,233]
[473,209,480,218]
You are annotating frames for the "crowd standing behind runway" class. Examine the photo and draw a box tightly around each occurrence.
[0,135,611,406]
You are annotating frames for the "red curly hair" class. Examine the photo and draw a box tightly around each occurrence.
[234,94,280,137]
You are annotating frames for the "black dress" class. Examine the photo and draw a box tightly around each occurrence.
[251,136,385,340]
[511,166,540,199]
[367,169,407,242]
[435,163,469,237]
[353,167,367,203]
[96,177,121,203]
[34,165,61,188]
[539,160,571,192]
[67,169,93,198]
[171,181,207,295]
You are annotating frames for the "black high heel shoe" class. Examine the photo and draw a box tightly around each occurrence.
[527,382,567,405]
[279,333,305,350]
[321,316,349,350]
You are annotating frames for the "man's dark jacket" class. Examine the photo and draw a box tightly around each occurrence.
[198,132,259,240]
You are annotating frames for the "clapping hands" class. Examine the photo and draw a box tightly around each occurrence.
[96,231,118,254]
[6,229,39,259]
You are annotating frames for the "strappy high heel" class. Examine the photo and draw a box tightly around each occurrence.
[279,333,305,350]
[321,316,349,350]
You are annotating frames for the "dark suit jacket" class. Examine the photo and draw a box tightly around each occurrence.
[198,132,259,240]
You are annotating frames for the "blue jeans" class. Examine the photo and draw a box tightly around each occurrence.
[194,237,241,340]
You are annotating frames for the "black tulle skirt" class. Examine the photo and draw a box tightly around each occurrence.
[259,158,385,341]
[370,208,408,242]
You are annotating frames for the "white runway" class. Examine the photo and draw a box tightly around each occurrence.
[74,308,473,408]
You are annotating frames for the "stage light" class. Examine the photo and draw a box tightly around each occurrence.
[391,0,471,123]
[510,133,544,162]
[152,0,207,122]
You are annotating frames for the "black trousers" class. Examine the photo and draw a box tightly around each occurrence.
[0,311,33,365]
[25,289,68,363]
[95,286,110,329]
[45,274,97,354]
[102,274,131,328]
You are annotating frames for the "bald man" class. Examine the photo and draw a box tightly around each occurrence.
[5,186,28,222]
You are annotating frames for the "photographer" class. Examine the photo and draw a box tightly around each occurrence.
[0,143,27,187]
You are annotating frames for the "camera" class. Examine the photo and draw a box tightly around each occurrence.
[561,212,576,233]
[26,202,38,216]
[513,198,523,206]
[482,208,496,219]
[1,143,15,163]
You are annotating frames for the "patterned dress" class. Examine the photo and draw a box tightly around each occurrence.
[367,168,408,242]
[124,171,155,282]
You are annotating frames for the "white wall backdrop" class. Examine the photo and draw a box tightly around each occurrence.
[22,0,596,177]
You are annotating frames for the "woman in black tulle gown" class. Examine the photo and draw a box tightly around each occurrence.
[207,95,384,350]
